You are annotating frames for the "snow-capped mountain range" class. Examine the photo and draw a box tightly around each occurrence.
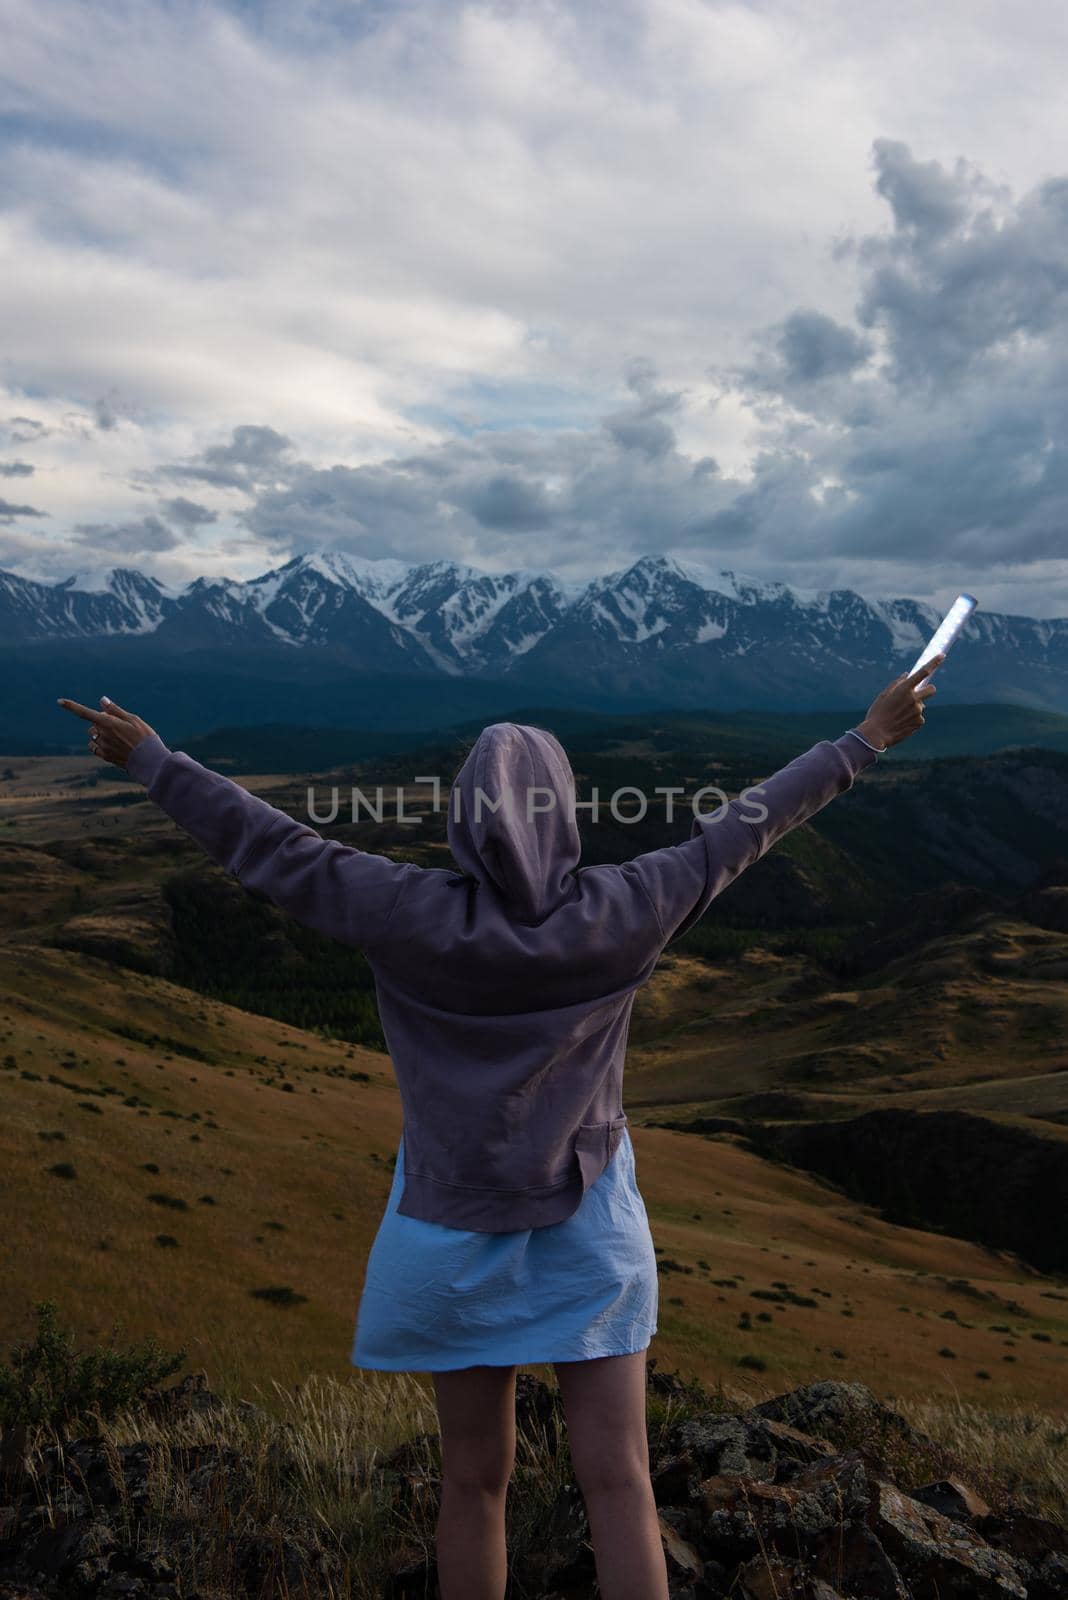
[4,550,1067,711]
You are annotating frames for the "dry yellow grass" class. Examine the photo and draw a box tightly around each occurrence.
[627,941,1068,1119]
[15,1361,1062,1600]
[3,749,1067,1469]
[3,939,1067,1421]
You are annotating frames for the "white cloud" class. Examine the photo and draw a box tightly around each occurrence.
[0,0,1066,610]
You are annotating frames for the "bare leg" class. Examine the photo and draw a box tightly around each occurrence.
[553,1350,669,1600]
[432,1364,517,1600]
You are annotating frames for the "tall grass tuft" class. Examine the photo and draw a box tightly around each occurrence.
[896,1392,1068,1527]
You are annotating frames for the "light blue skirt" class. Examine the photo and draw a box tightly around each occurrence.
[351,1126,659,1371]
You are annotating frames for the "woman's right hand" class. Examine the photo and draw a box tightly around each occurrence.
[57,695,158,770]
[855,653,944,749]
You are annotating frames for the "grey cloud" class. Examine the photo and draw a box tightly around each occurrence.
[232,156,1068,577]
[735,309,873,402]
[72,514,179,554]
[139,139,1068,607]
[0,497,48,522]
[0,461,35,477]
[776,311,872,382]
[870,138,972,241]
[603,357,683,457]
[854,142,1068,389]
[59,411,98,442]
[93,390,122,431]
[690,138,1068,583]
[465,473,554,531]
[604,411,676,458]
[685,499,759,544]
[149,425,297,492]
[158,495,219,527]
[0,417,47,447]
[236,371,748,572]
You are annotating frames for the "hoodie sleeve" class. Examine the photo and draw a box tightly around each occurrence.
[623,732,879,947]
[126,732,415,951]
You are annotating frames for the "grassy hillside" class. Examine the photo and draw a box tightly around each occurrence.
[626,907,1068,1122]
[2,742,1067,1423]
[157,699,1068,772]
[2,937,1066,1414]
[0,934,1061,1414]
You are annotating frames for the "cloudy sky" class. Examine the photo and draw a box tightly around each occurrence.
[1,0,1067,616]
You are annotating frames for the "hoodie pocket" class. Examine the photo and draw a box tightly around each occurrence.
[574,1114,629,1193]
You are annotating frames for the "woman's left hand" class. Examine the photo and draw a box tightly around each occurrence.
[57,696,158,770]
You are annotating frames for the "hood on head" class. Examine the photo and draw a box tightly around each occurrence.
[446,722,581,923]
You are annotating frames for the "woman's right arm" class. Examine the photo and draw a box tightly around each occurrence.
[124,734,416,950]
[624,658,942,946]
[56,695,415,953]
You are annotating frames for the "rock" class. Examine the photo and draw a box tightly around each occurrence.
[383,1549,438,1598]
[537,1482,596,1595]
[1016,884,1068,932]
[1027,1552,1068,1600]
[540,1547,598,1596]
[0,1366,1057,1600]
[378,1432,438,1477]
[912,1476,992,1523]
[109,1549,175,1582]
[976,1508,1068,1563]
[653,1413,832,1506]
[694,1451,874,1564]
[234,1399,271,1426]
[696,1474,815,1560]
[164,1439,253,1521]
[762,1419,836,1468]
[656,1511,703,1578]
[808,1522,909,1598]
[867,1478,1028,1597]
[645,1358,710,1404]
[652,1451,698,1506]
[0,1376,268,1600]
[736,1555,846,1598]
[515,1372,563,1455]
[376,1432,440,1518]
[789,1454,874,1521]
[231,1527,333,1598]
[975,1511,1068,1600]
[752,1381,930,1451]
[0,1430,29,1496]
[660,1414,784,1485]
[32,1439,157,1522]
[141,1372,223,1425]
[543,1480,591,1553]
[4,1507,183,1598]
[13,1515,88,1584]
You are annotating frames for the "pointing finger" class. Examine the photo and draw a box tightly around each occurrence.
[905,652,945,688]
[98,696,133,719]
[57,698,124,727]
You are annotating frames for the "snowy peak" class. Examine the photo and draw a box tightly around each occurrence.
[0,564,177,639]
[376,564,570,669]
[572,555,752,649]
[5,547,1068,714]
[58,565,174,597]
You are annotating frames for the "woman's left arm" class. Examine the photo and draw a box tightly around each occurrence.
[58,698,415,950]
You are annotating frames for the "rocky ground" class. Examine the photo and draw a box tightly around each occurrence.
[0,1366,1065,1598]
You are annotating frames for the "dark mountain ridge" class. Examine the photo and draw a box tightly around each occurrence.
[7,549,1068,721]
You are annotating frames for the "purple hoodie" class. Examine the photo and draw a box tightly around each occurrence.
[126,722,878,1230]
